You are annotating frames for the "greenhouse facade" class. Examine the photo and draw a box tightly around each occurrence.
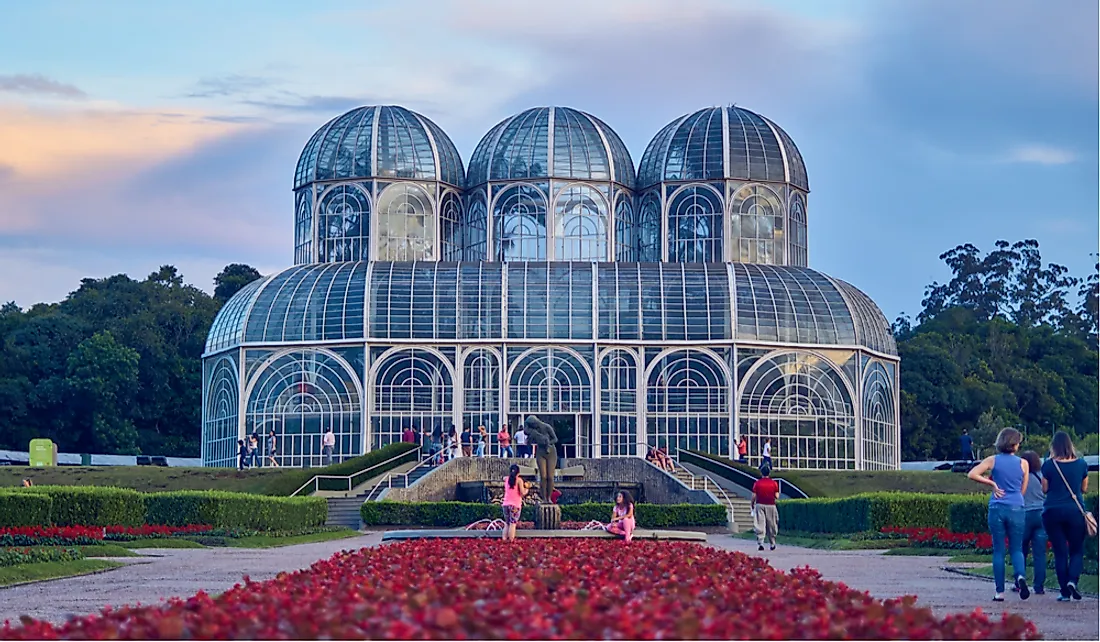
[202,105,900,470]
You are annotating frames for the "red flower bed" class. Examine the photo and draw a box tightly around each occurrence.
[882,527,1054,554]
[0,540,1037,640]
[104,525,213,540]
[0,526,104,546]
[465,521,599,531]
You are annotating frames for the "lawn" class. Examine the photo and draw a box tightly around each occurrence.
[0,559,123,587]
[121,538,207,549]
[18,544,139,558]
[227,529,361,548]
[0,465,303,495]
[966,564,1099,596]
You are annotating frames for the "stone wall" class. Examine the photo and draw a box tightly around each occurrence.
[383,457,714,505]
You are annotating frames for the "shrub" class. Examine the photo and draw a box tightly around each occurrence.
[947,495,989,534]
[21,486,145,526]
[145,491,327,530]
[0,491,52,527]
[0,525,104,546]
[360,501,726,528]
[866,492,957,529]
[780,492,972,534]
[0,546,84,568]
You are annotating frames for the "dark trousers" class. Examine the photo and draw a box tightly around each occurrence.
[1021,509,1047,590]
[1042,504,1087,596]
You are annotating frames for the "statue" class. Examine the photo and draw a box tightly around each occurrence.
[523,415,557,501]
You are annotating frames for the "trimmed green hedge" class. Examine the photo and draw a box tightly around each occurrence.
[360,501,727,528]
[949,493,1100,535]
[265,442,421,496]
[22,486,145,526]
[778,496,873,533]
[145,490,327,530]
[0,491,53,527]
[780,492,980,534]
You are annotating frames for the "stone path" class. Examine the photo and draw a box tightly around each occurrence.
[0,532,1095,640]
[713,536,1099,641]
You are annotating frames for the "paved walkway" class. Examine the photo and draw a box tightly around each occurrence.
[0,533,1095,640]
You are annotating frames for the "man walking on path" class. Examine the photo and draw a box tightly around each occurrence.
[322,427,336,465]
[752,464,780,551]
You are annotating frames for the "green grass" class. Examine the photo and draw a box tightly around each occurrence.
[966,564,1099,596]
[121,538,207,549]
[18,544,140,558]
[733,531,859,550]
[780,470,986,497]
[228,529,360,548]
[0,559,123,587]
[947,553,990,563]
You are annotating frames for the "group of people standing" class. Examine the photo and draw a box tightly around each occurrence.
[236,430,280,470]
[407,423,539,465]
[968,429,1094,602]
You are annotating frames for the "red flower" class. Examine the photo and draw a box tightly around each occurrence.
[0,540,1038,640]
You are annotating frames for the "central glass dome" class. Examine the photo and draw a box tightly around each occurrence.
[460,107,637,262]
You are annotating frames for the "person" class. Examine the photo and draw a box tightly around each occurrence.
[246,434,259,468]
[498,424,513,458]
[501,463,528,542]
[402,425,417,444]
[752,464,780,551]
[605,491,635,542]
[1041,431,1090,602]
[460,426,473,458]
[762,438,773,468]
[737,436,749,464]
[266,430,279,467]
[1017,450,1046,595]
[21,478,32,488]
[431,424,443,458]
[967,427,1029,601]
[448,426,461,461]
[237,439,249,471]
[475,425,488,457]
[656,447,675,472]
[322,427,336,466]
[514,425,529,458]
[960,429,975,461]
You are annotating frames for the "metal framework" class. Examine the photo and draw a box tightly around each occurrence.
[200,103,900,470]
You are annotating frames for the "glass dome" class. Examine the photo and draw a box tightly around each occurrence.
[294,105,464,189]
[637,106,808,190]
[466,107,635,188]
[206,262,895,355]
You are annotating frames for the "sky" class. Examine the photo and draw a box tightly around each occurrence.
[0,0,1096,321]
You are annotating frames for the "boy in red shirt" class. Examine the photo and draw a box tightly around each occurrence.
[751,465,781,551]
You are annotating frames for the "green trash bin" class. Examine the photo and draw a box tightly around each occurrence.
[81,453,92,466]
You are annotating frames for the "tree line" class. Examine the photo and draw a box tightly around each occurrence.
[0,241,1094,461]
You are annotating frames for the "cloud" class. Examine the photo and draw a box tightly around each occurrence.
[0,73,87,99]
[1000,145,1078,166]
[186,74,273,99]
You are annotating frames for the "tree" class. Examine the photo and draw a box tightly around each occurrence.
[65,331,141,454]
[214,264,262,302]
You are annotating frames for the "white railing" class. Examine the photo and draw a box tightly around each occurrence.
[668,460,739,525]
[289,446,421,497]
[370,451,437,498]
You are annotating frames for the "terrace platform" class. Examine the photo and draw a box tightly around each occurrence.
[381,529,707,542]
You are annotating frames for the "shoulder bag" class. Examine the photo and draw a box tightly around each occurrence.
[1052,459,1098,538]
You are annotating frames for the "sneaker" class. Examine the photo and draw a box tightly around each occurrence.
[770,545,776,551]
[1068,582,1082,601]
[758,545,764,551]
[1056,595,1071,602]
[1016,576,1030,600]
[992,594,1004,602]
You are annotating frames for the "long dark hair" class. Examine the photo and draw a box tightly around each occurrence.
[616,490,634,508]
[507,464,520,489]
[1021,451,1042,479]
[1050,431,1077,460]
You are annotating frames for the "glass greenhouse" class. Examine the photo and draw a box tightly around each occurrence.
[202,104,900,470]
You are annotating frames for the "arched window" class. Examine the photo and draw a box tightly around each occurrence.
[464,348,500,449]
[614,194,636,262]
[294,188,313,264]
[738,352,855,470]
[439,190,463,262]
[600,349,639,457]
[203,355,239,467]
[731,184,783,265]
[494,184,547,261]
[554,185,608,261]
[509,348,591,415]
[371,349,453,449]
[638,191,661,261]
[862,361,896,470]
[463,190,488,261]
[318,184,370,262]
[245,350,362,468]
[376,183,435,261]
[668,185,723,263]
[789,191,808,267]
[646,349,730,456]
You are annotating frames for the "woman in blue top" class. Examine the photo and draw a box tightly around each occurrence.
[1041,431,1090,602]
[968,427,1029,601]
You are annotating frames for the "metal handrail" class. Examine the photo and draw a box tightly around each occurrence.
[289,446,421,497]
[372,450,437,499]
[667,459,740,525]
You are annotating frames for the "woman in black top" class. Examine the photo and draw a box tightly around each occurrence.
[1040,431,1090,601]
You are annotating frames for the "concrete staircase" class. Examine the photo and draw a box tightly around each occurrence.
[325,459,437,529]
[668,464,752,532]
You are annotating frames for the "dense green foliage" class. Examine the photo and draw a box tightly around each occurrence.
[360,501,726,528]
[0,547,83,568]
[948,494,1100,535]
[144,491,327,530]
[23,486,146,526]
[779,492,981,533]
[896,240,1097,461]
[0,491,53,527]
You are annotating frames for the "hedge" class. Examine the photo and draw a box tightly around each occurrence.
[145,490,327,530]
[950,493,1100,535]
[779,492,978,534]
[21,486,145,526]
[0,491,53,527]
[360,501,727,528]
[265,442,420,496]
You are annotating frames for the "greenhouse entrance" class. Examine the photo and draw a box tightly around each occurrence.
[511,413,591,459]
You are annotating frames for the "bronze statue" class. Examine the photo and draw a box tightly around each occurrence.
[523,415,557,501]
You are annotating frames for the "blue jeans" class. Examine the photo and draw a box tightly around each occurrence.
[988,503,1026,593]
[500,445,513,458]
[1042,504,1086,597]
[1021,509,1047,590]
[475,441,485,457]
